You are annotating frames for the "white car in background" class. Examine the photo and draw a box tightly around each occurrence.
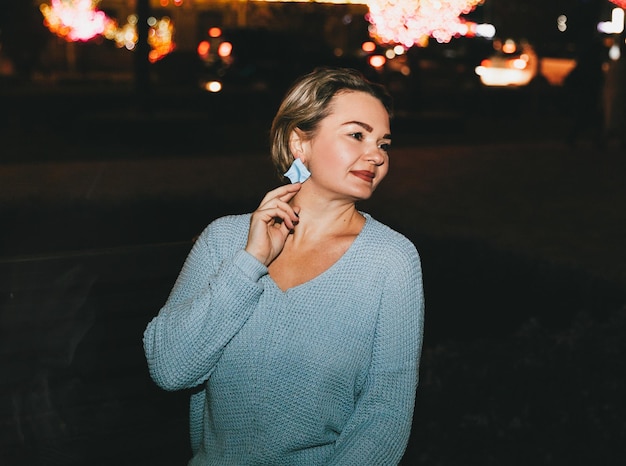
[475,40,538,87]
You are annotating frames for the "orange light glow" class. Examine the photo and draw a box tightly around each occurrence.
[42,3,176,61]
[147,16,175,62]
[197,40,210,57]
[160,0,169,6]
[369,55,386,68]
[540,57,577,86]
[502,39,516,54]
[218,41,232,58]
[204,81,223,93]
[208,27,222,38]
[362,41,376,53]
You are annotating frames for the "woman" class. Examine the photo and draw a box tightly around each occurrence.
[144,67,425,465]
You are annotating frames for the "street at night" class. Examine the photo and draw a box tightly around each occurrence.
[1,0,625,465]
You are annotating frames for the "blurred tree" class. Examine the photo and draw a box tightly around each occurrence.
[0,0,48,78]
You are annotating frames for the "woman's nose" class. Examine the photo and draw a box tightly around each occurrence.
[366,146,385,165]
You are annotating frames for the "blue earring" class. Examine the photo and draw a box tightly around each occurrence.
[284,158,311,183]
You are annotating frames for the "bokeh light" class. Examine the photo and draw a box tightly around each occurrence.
[218,41,233,58]
[103,17,138,50]
[598,8,625,34]
[204,81,223,93]
[147,16,175,63]
[361,41,377,53]
[40,1,176,62]
[368,54,386,68]
[366,0,484,47]
[474,40,537,87]
[208,27,223,38]
[197,40,210,58]
[40,0,111,42]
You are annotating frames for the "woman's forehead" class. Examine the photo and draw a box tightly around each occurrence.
[325,91,390,128]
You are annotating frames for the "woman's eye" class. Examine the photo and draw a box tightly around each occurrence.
[379,142,391,152]
[350,132,364,141]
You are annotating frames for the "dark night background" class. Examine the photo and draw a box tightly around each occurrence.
[1,0,625,465]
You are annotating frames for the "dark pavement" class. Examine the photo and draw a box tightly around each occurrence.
[1,83,625,465]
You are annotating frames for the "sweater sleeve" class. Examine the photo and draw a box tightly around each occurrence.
[328,243,425,465]
[143,221,268,391]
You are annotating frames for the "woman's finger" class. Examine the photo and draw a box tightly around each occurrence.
[253,204,298,230]
[256,195,300,227]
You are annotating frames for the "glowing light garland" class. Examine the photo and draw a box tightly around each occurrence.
[366,0,484,47]
[102,14,175,63]
[147,17,176,63]
[40,1,175,62]
[40,0,111,42]
[40,0,488,59]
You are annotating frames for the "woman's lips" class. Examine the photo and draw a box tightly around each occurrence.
[350,170,375,182]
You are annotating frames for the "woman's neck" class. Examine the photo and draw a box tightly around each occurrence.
[288,192,364,243]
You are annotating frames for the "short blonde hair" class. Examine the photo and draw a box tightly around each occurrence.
[269,67,393,178]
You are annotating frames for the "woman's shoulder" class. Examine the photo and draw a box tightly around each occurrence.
[362,213,418,255]
[357,213,422,284]
[208,213,251,230]
[196,213,251,246]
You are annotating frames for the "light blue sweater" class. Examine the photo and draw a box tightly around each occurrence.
[144,213,424,465]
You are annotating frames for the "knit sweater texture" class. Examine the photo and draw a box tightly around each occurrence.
[144,212,424,465]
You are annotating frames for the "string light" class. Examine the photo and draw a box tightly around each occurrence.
[40,0,488,58]
[366,0,484,47]
[40,1,175,62]
[40,0,111,42]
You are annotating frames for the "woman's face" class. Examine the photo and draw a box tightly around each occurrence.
[301,91,391,202]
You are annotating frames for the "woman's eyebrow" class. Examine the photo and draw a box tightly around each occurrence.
[342,120,373,131]
[342,121,392,139]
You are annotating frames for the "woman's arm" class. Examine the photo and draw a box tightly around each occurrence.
[145,181,299,392]
[329,244,425,465]
[143,222,268,392]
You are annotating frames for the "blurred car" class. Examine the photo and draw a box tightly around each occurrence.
[474,40,538,87]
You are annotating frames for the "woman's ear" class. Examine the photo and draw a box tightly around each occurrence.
[289,128,308,162]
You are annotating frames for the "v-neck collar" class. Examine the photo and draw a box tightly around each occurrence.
[265,213,371,294]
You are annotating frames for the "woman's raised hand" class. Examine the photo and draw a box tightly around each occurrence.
[245,183,301,266]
